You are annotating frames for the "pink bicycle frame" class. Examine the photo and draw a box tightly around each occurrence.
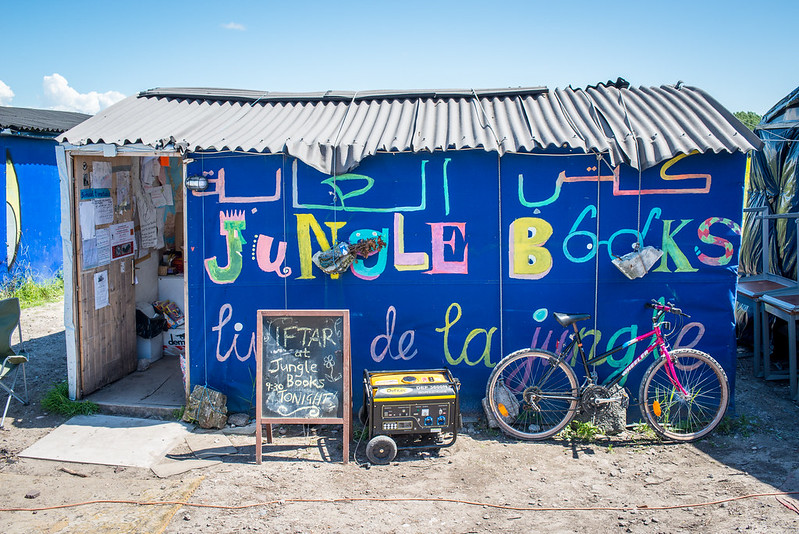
[584,305,690,396]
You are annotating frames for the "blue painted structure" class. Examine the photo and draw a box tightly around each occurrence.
[0,134,65,281]
[185,149,745,414]
[0,107,89,282]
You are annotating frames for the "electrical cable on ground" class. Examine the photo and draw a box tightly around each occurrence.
[3,491,799,514]
[352,414,367,466]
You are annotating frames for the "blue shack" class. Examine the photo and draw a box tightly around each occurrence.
[0,106,89,282]
[58,80,759,416]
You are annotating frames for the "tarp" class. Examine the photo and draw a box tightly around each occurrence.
[742,86,799,279]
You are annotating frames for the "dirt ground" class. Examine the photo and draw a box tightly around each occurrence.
[1,300,799,533]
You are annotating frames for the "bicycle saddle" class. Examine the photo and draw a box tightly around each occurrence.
[553,312,591,327]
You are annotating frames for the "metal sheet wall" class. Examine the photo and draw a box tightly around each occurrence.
[186,149,745,414]
[0,136,63,281]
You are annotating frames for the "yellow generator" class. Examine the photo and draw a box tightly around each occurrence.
[360,369,460,464]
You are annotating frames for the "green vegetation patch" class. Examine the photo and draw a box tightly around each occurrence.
[172,406,186,420]
[0,271,64,309]
[631,421,660,441]
[717,414,760,437]
[42,382,99,417]
[560,420,602,442]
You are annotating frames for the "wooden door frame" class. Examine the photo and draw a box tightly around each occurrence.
[57,144,183,400]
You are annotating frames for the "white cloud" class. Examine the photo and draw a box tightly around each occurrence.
[42,73,125,114]
[0,80,14,106]
[222,22,246,31]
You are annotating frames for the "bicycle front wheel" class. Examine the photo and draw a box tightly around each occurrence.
[486,349,578,440]
[639,348,729,442]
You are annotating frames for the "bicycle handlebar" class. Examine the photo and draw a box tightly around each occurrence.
[646,300,690,318]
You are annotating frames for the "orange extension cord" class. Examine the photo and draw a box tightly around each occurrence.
[2,491,799,513]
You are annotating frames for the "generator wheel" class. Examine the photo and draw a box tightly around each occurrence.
[365,435,397,465]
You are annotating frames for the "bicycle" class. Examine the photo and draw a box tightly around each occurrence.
[485,300,729,442]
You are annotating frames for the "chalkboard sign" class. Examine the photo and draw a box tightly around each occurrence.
[255,309,350,464]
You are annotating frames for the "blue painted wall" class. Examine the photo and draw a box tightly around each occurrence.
[0,135,63,282]
[185,149,745,414]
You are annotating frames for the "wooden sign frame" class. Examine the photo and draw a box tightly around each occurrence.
[256,309,351,464]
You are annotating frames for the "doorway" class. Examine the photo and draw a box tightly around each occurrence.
[65,153,187,416]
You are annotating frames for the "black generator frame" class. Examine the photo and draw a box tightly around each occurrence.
[361,368,461,453]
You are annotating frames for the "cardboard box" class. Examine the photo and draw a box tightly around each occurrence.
[163,327,185,356]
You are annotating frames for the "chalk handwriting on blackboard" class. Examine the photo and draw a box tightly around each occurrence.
[261,314,344,419]
[265,388,338,417]
[324,353,343,382]
[256,309,351,464]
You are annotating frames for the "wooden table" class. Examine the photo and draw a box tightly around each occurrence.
[760,289,799,400]
[738,277,796,378]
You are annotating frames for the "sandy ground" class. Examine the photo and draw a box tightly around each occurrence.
[0,299,798,533]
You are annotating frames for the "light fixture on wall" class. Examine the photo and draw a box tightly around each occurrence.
[185,174,209,192]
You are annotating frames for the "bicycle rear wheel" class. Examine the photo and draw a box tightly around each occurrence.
[486,349,578,440]
[639,348,729,442]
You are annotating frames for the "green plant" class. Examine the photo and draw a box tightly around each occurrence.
[0,270,64,309]
[354,426,370,440]
[560,420,601,441]
[41,382,99,416]
[717,414,759,437]
[606,444,614,454]
[631,421,659,440]
[172,406,186,420]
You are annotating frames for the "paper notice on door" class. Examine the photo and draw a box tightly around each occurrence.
[110,221,134,244]
[79,201,96,238]
[148,185,169,207]
[109,221,135,260]
[91,161,112,189]
[94,270,109,310]
[141,221,158,249]
[93,197,114,226]
[162,184,173,206]
[141,157,159,186]
[134,166,157,228]
[155,206,165,249]
[116,170,131,209]
[82,238,98,269]
[96,228,111,266]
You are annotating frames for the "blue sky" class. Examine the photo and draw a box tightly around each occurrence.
[1,1,795,115]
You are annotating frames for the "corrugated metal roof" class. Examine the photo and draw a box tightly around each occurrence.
[59,81,761,174]
[0,106,91,135]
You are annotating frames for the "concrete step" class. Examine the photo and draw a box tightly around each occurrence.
[95,400,181,420]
